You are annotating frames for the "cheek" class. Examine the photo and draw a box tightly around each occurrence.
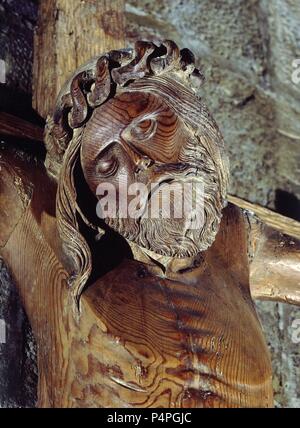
[142,122,186,164]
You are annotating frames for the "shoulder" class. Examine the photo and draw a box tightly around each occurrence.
[0,142,56,248]
[0,144,34,247]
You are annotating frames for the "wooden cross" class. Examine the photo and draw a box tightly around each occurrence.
[0,0,299,408]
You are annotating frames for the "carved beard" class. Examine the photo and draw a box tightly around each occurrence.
[104,135,223,258]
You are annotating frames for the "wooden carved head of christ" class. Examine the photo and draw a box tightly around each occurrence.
[44,40,229,308]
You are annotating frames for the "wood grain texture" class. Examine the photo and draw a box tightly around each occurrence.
[247,216,300,306]
[2,0,273,407]
[80,85,226,259]
[0,158,31,247]
[230,197,300,306]
[228,194,300,240]
[33,0,125,118]
[79,240,273,408]
[0,112,44,142]
[43,39,228,308]
[0,144,273,407]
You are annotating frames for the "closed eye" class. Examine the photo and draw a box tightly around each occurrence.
[96,158,118,176]
[95,142,119,177]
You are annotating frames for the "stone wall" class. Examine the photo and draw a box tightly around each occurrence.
[257,301,300,408]
[0,0,299,408]
[125,0,300,214]
[0,258,37,408]
[0,0,38,409]
[0,0,36,93]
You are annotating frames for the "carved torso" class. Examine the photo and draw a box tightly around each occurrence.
[0,40,273,408]
[73,253,272,408]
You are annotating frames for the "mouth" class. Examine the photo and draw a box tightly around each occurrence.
[139,174,194,221]
[146,177,174,203]
[133,176,175,221]
[136,165,202,221]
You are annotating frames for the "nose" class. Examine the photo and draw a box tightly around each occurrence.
[134,156,153,173]
[120,138,153,173]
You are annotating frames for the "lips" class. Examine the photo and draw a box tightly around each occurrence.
[139,174,196,221]
[147,177,174,202]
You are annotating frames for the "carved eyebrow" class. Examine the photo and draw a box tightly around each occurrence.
[95,138,150,164]
[121,138,150,160]
[95,141,118,161]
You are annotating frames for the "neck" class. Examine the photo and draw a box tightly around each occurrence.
[127,239,204,279]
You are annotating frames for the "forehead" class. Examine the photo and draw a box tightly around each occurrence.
[82,90,179,153]
[95,90,173,122]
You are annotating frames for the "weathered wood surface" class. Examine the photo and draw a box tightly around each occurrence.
[247,218,300,306]
[0,144,273,407]
[2,111,299,307]
[33,0,125,118]
[228,194,300,240]
[230,197,300,306]
[2,0,291,408]
[0,112,44,142]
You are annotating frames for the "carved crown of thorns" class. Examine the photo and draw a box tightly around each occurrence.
[44,40,229,311]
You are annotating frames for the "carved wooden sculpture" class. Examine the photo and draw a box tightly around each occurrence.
[0,41,274,407]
